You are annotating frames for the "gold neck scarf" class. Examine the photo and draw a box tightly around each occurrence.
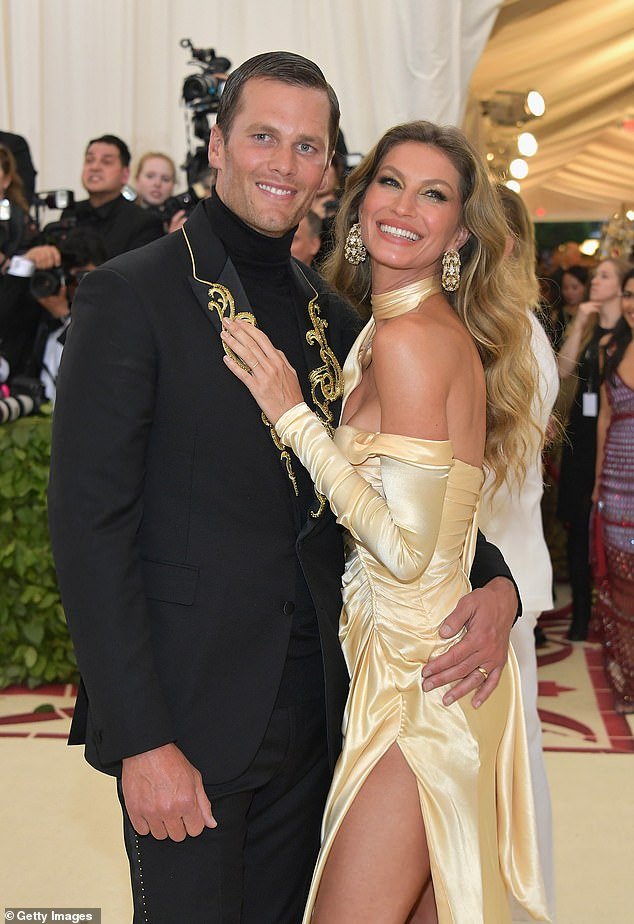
[371,277,441,321]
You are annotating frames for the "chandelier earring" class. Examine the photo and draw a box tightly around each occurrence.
[344,222,367,265]
[441,249,461,292]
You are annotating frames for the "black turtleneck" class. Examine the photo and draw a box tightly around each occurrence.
[207,190,324,703]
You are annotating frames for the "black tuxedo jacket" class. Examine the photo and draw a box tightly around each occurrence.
[48,200,516,783]
[48,200,361,781]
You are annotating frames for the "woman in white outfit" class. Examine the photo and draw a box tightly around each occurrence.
[479,186,558,921]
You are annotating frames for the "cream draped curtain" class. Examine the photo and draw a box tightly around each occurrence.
[0,0,500,198]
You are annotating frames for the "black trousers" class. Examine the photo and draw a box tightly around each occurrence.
[566,497,593,637]
[118,697,330,923]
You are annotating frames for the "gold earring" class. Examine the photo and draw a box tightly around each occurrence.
[344,223,367,265]
[441,249,460,291]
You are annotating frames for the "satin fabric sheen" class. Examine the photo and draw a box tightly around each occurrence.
[275,280,549,923]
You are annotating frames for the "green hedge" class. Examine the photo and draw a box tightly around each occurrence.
[0,407,78,688]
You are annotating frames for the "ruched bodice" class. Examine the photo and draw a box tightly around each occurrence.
[275,286,549,923]
[334,425,483,642]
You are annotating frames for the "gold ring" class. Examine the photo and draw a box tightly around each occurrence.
[476,666,489,682]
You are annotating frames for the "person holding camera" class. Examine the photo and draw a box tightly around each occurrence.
[0,228,106,401]
[58,134,163,259]
[133,151,190,233]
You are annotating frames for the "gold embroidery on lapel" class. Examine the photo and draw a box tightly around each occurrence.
[296,265,344,518]
[183,229,343,516]
[263,412,299,496]
[183,227,299,496]
[206,283,257,372]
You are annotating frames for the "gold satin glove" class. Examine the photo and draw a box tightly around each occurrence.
[276,403,453,582]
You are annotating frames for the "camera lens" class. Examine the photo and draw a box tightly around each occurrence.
[182,74,208,103]
[30,269,63,300]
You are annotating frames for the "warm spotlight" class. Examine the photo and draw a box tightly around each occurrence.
[509,158,529,179]
[506,180,521,193]
[517,132,538,157]
[526,91,545,117]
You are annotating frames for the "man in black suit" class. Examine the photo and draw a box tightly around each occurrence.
[48,52,520,923]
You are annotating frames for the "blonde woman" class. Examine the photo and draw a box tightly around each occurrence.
[222,121,549,923]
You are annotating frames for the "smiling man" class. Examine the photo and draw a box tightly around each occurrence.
[48,52,520,923]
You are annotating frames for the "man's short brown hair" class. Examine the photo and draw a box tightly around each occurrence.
[215,51,340,155]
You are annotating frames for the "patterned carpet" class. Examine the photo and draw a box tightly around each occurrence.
[537,599,634,754]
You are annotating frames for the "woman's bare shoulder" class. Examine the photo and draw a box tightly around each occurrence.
[370,305,475,439]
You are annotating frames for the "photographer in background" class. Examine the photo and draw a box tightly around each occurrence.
[133,151,198,234]
[0,144,34,267]
[0,228,107,402]
[134,151,177,210]
[59,134,163,258]
[0,130,37,205]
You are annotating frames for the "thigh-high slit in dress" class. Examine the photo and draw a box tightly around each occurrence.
[274,284,550,924]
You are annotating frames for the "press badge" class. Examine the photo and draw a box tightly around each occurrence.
[583,392,598,417]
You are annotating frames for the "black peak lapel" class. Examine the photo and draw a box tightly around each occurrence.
[182,202,253,336]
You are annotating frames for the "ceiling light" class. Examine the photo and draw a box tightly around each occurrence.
[626,209,634,221]
[517,132,538,157]
[509,158,529,179]
[480,90,546,126]
[505,180,521,193]
[526,91,545,117]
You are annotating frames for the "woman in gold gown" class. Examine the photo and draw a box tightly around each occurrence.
[221,121,550,923]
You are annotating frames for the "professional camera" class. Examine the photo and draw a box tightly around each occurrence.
[31,189,75,232]
[29,217,81,299]
[161,186,201,223]
[0,374,45,424]
[181,38,230,115]
[180,38,231,186]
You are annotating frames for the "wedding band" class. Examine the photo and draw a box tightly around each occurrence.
[476,666,489,682]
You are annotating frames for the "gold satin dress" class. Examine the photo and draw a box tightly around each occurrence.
[275,279,550,924]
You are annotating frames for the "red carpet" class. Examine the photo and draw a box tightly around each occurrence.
[537,602,634,754]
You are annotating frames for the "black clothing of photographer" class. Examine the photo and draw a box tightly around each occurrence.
[61,193,163,260]
[0,229,107,397]
[59,134,163,261]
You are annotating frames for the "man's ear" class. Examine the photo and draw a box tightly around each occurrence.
[121,166,130,186]
[208,125,224,169]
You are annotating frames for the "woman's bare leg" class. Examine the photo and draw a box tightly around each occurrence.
[407,879,438,924]
[312,742,433,924]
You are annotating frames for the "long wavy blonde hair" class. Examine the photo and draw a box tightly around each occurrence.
[324,121,537,490]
